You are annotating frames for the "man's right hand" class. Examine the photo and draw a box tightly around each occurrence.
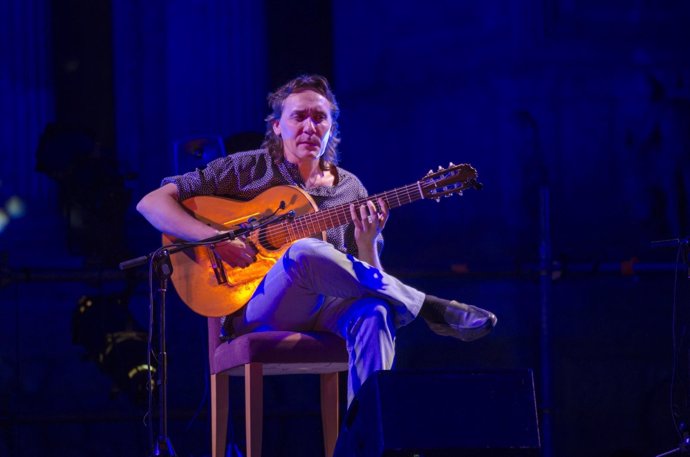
[214,237,257,268]
[137,183,257,268]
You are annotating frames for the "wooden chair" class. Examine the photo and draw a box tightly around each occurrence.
[208,318,348,457]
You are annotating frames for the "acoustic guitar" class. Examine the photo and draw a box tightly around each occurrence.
[162,163,480,317]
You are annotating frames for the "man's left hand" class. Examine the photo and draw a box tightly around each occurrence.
[350,197,388,247]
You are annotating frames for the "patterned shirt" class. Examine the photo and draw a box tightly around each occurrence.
[161,148,382,256]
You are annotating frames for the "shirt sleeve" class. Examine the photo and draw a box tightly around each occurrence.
[161,150,274,201]
[160,156,235,200]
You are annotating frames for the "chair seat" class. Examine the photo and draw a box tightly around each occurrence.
[214,331,348,376]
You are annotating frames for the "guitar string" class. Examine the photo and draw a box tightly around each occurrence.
[263,183,417,243]
[254,182,424,249]
[253,165,475,247]
[253,174,472,249]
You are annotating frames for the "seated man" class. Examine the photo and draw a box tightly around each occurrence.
[136,74,497,404]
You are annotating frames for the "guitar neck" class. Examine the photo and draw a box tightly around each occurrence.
[287,181,424,240]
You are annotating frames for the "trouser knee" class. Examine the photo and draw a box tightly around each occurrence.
[282,238,330,273]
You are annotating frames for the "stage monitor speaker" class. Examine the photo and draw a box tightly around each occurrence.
[334,369,540,457]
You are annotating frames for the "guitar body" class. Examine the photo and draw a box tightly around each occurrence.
[160,162,480,317]
[162,185,324,317]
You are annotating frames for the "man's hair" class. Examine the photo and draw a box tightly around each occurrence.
[261,74,341,168]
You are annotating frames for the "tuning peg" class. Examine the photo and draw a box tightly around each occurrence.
[449,161,455,167]
[437,165,443,171]
[435,197,441,203]
[457,190,463,196]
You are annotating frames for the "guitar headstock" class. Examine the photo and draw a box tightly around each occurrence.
[420,163,482,201]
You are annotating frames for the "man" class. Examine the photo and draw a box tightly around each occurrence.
[137,74,497,403]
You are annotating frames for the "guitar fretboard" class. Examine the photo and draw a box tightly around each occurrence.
[285,182,423,241]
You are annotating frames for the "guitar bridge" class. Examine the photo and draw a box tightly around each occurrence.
[206,246,229,285]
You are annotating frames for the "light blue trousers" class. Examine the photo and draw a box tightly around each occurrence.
[232,238,426,403]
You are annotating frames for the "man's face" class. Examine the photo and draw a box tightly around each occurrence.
[273,90,333,164]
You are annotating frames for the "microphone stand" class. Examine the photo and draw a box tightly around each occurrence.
[119,208,295,457]
[152,248,175,456]
[652,237,690,457]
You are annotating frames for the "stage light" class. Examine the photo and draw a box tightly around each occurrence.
[0,178,24,234]
[5,195,26,218]
[72,294,155,407]
[101,329,155,405]
[0,210,8,233]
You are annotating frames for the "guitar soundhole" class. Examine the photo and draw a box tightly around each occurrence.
[258,225,289,250]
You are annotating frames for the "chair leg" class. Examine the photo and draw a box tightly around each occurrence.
[211,373,229,457]
[320,372,340,457]
[245,362,263,457]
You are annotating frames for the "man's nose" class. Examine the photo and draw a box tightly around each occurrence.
[302,118,316,133]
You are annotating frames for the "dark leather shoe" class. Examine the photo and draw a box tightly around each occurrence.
[425,300,497,342]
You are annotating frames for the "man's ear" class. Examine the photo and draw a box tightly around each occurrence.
[272,120,281,136]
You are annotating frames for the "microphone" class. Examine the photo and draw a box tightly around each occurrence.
[202,228,241,244]
[119,255,150,270]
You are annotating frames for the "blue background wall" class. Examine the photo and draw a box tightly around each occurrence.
[1,1,690,456]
